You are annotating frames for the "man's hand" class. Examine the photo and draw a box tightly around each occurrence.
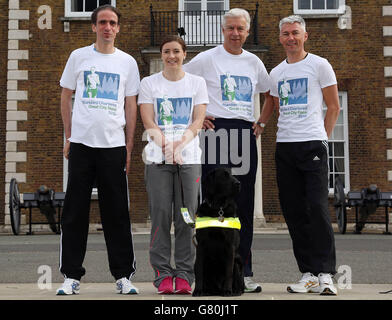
[202,116,215,130]
[63,140,70,159]
[126,143,133,174]
[252,122,265,138]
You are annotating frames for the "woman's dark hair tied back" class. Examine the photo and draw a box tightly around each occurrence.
[160,35,187,53]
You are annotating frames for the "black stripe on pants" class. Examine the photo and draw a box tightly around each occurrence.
[59,143,136,281]
[200,118,257,277]
[275,140,336,275]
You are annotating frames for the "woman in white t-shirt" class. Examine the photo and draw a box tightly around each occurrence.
[138,36,208,295]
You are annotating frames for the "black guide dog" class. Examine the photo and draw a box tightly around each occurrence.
[193,168,244,296]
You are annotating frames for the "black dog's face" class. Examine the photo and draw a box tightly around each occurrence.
[205,168,241,201]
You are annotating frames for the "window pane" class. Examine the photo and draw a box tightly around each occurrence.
[334,142,344,156]
[299,0,311,9]
[327,0,339,9]
[312,0,325,9]
[207,2,224,11]
[336,110,343,125]
[185,3,202,11]
[100,0,110,5]
[332,125,344,140]
[329,174,334,188]
[85,0,98,12]
[336,174,345,188]
[334,158,345,173]
[71,0,83,12]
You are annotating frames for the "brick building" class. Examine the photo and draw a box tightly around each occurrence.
[1,0,391,233]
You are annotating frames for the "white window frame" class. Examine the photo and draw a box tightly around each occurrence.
[65,0,116,18]
[323,91,350,194]
[294,0,346,16]
[178,0,229,11]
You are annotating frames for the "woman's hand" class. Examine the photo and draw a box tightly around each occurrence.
[164,140,184,164]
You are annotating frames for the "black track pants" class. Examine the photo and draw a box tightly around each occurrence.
[275,140,336,275]
[59,143,136,281]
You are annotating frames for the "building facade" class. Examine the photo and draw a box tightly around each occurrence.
[1,0,391,233]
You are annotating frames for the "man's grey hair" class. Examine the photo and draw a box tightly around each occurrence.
[223,8,251,31]
[279,15,306,32]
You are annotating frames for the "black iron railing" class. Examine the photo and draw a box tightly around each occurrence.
[150,4,259,47]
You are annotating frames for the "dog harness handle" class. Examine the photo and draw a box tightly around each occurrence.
[195,217,241,230]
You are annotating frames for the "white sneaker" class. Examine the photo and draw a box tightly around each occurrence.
[116,277,139,294]
[56,278,80,295]
[318,273,337,295]
[287,272,319,293]
[244,277,262,293]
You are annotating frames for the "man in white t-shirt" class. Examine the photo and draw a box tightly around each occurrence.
[56,5,139,296]
[184,8,271,293]
[259,15,340,295]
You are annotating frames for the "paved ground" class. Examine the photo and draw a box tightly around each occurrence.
[1,230,392,284]
[0,228,391,303]
[0,228,391,318]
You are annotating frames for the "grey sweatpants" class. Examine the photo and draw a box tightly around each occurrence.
[145,164,201,288]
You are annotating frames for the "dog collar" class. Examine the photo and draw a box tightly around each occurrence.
[195,217,241,230]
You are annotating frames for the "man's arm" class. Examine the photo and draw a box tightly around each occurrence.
[61,87,74,159]
[253,91,275,138]
[125,95,138,174]
[322,84,340,138]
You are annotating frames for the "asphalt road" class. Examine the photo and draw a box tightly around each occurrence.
[0,232,391,285]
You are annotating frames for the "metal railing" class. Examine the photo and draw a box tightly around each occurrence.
[150,4,259,47]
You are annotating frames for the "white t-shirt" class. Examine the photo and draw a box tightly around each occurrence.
[270,53,337,142]
[183,45,271,122]
[138,72,209,164]
[60,44,140,148]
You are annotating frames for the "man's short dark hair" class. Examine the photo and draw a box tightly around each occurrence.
[91,4,121,25]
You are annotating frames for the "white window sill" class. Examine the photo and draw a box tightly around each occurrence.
[60,16,92,21]
[295,13,342,18]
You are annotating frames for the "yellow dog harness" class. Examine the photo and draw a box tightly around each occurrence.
[195,217,241,230]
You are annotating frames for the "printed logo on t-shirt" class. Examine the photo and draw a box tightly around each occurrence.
[83,67,120,101]
[278,78,308,118]
[278,78,308,106]
[157,96,192,126]
[220,73,252,102]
